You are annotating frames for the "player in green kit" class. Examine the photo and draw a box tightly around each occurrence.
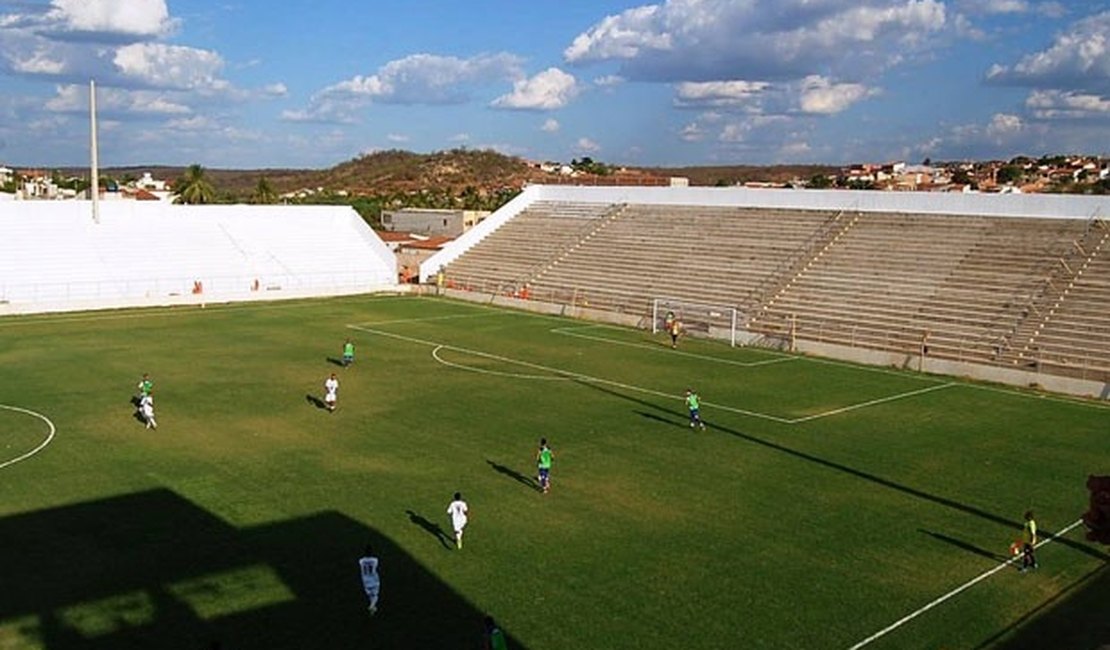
[686,388,706,429]
[342,339,355,367]
[536,438,554,494]
[137,373,153,397]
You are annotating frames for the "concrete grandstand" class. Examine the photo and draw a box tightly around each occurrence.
[422,185,1109,398]
[0,201,396,315]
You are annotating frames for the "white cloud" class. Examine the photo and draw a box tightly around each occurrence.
[541,118,560,132]
[113,43,226,91]
[9,49,67,75]
[674,80,770,108]
[449,133,471,142]
[594,74,626,87]
[797,76,876,114]
[679,121,706,142]
[492,67,579,110]
[45,83,191,115]
[261,83,287,97]
[386,133,410,143]
[956,0,1065,16]
[288,52,523,122]
[574,137,601,153]
[1026,89,1110,118]
[986,11,1110,90]
[42,0,176,41]
[565,0,947,81]
[985,112,1024,136]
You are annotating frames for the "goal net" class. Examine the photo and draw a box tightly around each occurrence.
[651,297,741,346]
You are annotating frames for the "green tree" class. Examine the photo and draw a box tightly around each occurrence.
[996,165,1023,185]
[808,174,833,189]
[174,164,216,204]
[252,176,277,204]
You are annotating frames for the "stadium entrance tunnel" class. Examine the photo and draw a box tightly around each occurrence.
[0,489,526,649]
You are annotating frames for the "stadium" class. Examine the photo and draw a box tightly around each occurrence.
[1,184,1108,649]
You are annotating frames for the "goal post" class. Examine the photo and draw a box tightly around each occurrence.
[651,297,741,346]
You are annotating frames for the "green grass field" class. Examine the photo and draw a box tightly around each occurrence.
[0,294,1107,649]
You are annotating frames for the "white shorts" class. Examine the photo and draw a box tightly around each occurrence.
[325,392,337,404]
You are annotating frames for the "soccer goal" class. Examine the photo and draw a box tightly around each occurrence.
[651,297,741,346]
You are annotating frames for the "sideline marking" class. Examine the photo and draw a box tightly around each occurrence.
[431,345,570,381]
[847,518,1086,650]
[550,325,795,368]
[790,383,957,423]
[351,325,952,425]
[0,405,57,470]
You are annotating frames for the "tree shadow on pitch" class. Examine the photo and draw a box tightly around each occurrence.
[405,509,454,549]
[486,459,539,491]
[572,379,1108,563]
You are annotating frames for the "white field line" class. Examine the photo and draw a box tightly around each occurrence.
[0,405,57,470]
[847,518,1087,650]
[432,345,570,381]
[790,383,958,423]
[550,325,796,368]
[351,325,955,425]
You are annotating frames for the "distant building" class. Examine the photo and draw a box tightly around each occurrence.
[380,208,488,237]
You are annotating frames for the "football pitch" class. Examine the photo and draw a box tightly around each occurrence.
[0,294,1107,649]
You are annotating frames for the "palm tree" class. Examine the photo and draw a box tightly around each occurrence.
[174,164,216,204]
[252,176,277,204]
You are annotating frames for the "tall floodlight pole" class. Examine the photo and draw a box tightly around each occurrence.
[90,79,100,224]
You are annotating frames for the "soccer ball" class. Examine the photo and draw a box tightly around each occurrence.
[1009,541,1022,557]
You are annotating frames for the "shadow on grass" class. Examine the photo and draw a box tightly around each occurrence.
[486,459,539,492]
[325,357,345,367]
[0,489,525,649]
[978,564,1110,650]
[305,394,327,410]
[635,410,686,429]
[573,379,1109,564]
[405,509,454,549]
[919,529,1006,562]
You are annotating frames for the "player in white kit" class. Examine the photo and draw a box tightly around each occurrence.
[358,544,380,614]
[447,492,469,550]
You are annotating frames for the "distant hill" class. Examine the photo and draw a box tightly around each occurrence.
[61,151,839,201]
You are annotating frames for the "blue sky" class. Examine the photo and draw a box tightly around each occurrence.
[1,0,1108,169]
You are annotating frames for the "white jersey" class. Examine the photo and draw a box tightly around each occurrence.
[447,499,469,531]
[359,556,380,590]
[324,377,339,399]
[140,395,154,417]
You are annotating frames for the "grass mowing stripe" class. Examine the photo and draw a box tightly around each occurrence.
[0,405,56,470]
[847,518,1087,650]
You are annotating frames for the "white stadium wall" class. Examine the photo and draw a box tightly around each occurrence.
[0,201,397,315]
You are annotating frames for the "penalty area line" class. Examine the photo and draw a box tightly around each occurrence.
[349,324,795,424]
[847,518,1086,650]
[0,405,57,470]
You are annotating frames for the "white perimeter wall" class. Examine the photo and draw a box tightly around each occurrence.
[0,201,397,314]
[420,185,1108,281]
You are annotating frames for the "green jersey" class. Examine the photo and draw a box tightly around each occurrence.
[538,446,553,469]
[686,393,700,410]
[489,627,508,650]
[138,379,153,396]
[1023,518,1037,544]
[344,342,355,357]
